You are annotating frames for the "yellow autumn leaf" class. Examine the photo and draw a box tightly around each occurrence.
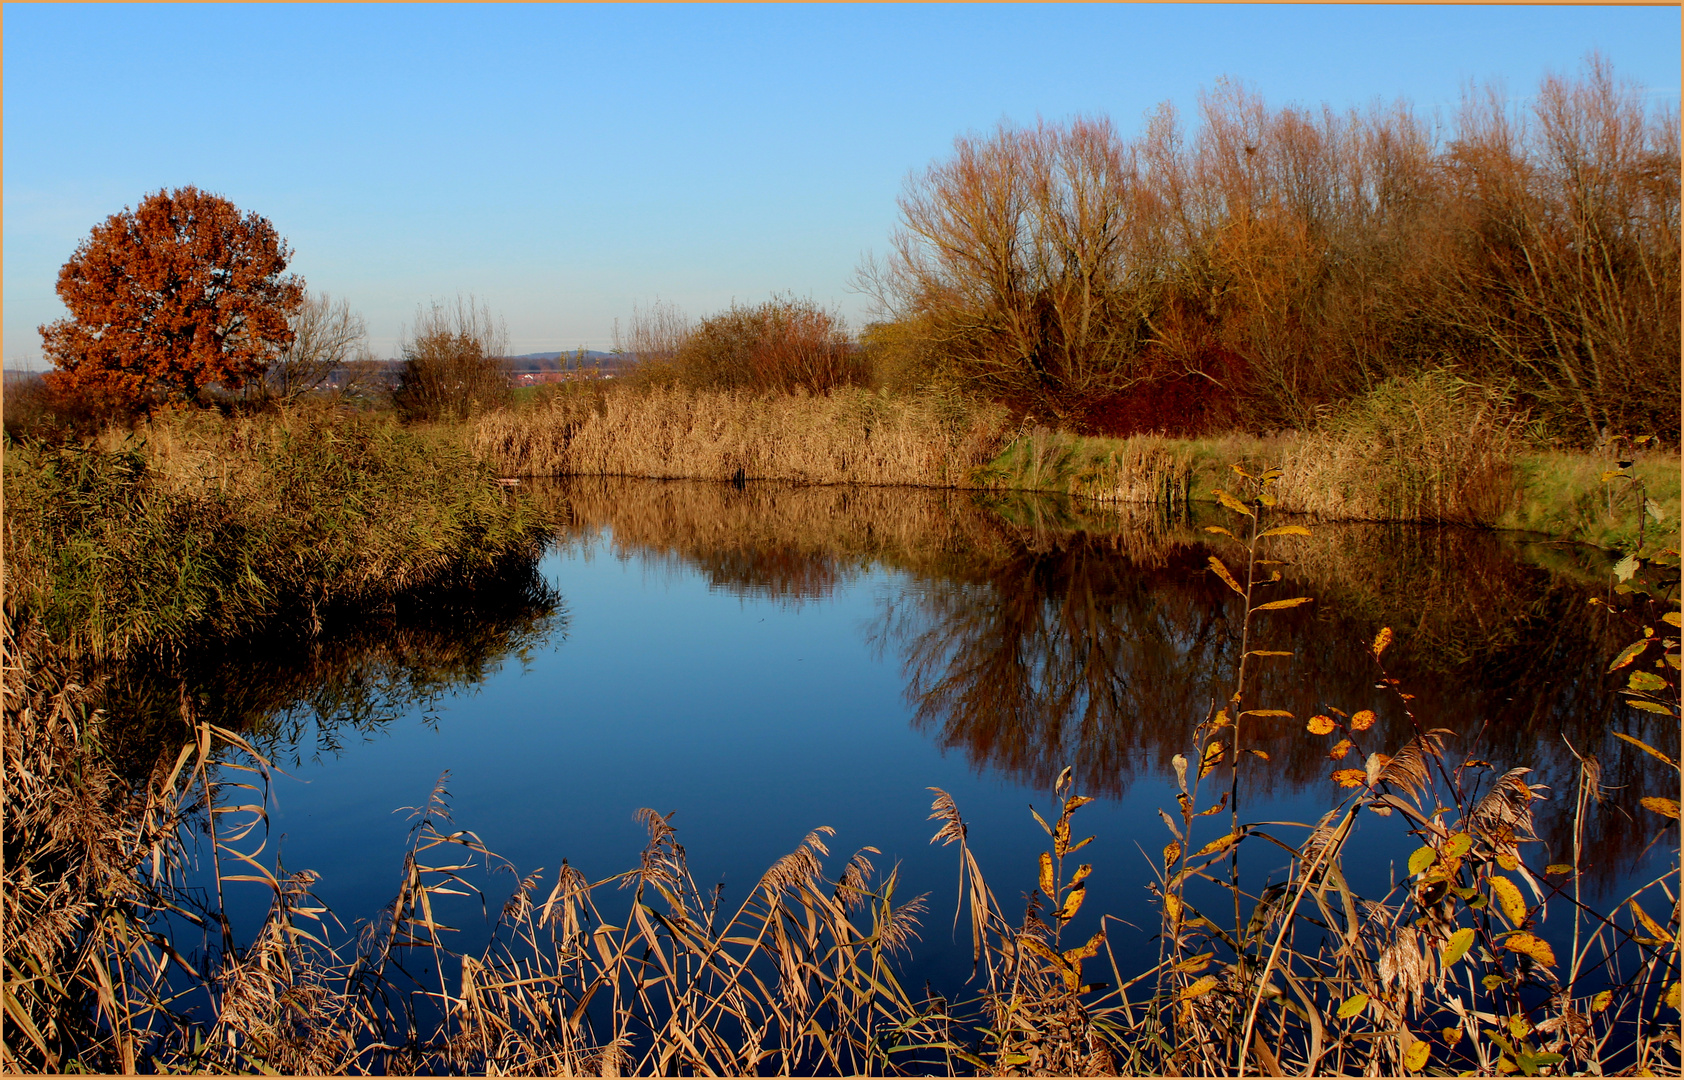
[1504,932,1556,966]
[1162,841,1181,869]
[1213,489,1254,517]
[1173,951,1213,973]
[1063,929,1105,964]
[1179,974,1220,1000]
[1200,740,1225,779]
[1332,768,1367,788]
[1372,626,1394,658]
[1403,1039,1430,1072]
[1443,832,1472,859]
[1349,709,1377,731]
[1307,714,1337,735]
[1630,900,1675,944]
[1038,851,1054,898]
[1407,846,1437,877]
[1207,555,1246,596]
[1608,640,1648,671]
[1054,884,1086,922]
[1260,525,1312,538]
[1252,596,1313,612]
[1667,981,1680,1012]
[1441,1025,1463,1047]
[1020,935,1071,972]
[1640,797,1680,819]
[1193,831,1241,858]
[1609,734,1677,768]
[1328,737,1354,759]
[1592,990,1613,1013]
[1490,876,1528,925]
[1336,993,1369,1019]
[1441,926,1476,967]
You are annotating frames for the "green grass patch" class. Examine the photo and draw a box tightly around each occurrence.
[4,407,550,661]
[977,429,1680,551]
[1501,450,1682,553]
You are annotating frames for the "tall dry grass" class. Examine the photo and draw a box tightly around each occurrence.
[475,385,1012,487]
[1272,370,1529,523]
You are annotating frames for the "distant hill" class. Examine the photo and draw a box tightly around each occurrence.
[504,351,633,373]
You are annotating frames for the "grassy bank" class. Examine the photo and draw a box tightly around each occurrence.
[4,406,549,661]
[477,380,1679,549]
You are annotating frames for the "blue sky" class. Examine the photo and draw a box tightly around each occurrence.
[5,4,1679,363]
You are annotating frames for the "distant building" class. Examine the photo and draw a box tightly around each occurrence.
[511,369,606,385]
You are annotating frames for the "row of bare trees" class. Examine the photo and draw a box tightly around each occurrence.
[861,56,1679,441]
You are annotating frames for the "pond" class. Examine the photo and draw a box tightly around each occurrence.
[135,476,1673,998]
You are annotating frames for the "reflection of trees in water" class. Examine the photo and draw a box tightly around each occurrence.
[872,539,1235,802]
[875,525,1659,888]
[97,559,565,771]
[549,476,1663,890]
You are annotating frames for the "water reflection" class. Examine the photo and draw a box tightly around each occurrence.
[540,476,1664,887]
[97,559,565,772]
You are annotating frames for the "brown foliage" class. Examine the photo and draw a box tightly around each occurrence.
[38,186,304,409]
[393,295,513,421]
[637,295,865,394]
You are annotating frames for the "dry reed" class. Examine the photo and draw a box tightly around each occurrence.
[475,385,1012,487]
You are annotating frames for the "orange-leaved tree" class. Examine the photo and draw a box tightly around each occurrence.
[39,186,305,409]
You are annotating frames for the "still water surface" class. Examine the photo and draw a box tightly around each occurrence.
[185,477,1670,989]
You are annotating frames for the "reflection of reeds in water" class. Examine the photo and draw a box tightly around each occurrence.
[93,559,566,773]
[534,475,1195,602]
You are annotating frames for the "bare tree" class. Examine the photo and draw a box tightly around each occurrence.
[875,117,1161,424]
[1427,58,1680,438]
[393,295,511,421]
[266,292,368,402]
[613,298,693,387]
